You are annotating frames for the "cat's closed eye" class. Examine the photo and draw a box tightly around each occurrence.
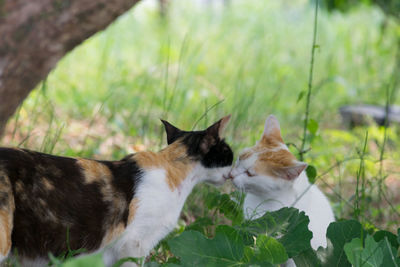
[245,169,256,177]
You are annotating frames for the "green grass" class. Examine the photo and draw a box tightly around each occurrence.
[2,0,400,235]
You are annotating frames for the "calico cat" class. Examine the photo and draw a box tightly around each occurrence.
[230,115,335,251]
[0,116,233,266]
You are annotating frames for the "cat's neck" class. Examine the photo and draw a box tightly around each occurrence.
[244,172,311,219]
[132,142,196,191]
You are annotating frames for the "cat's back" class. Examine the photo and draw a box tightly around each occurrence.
[0,147,140,260]
[293,174,335,249]
[0,147,80,182]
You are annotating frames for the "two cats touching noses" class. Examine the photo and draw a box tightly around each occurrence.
[0,114,334,267]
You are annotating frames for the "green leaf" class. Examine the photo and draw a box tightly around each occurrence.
[293,248,322,267]
[185,217,213,235]
[306,165,317,184]
[203,191,244,225]
[144,262,163,267]
[373,230,399,249]
[254,235,288,264]
[61,253,104,267]
[345,236,385,267]
[113,257,140,267]
[240,207,313,258]
[397,228,400,247]
[318,220,364,267]
[307,119,319,135]
[168,226,247,266]
[297,91,306,103]
[381,238,400,267]
[344,235,400,267]
[218,193,244,225]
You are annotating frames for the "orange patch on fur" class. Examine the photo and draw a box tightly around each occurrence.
[239,151,253,160]
[77,159,113,184]
[0,210,12,256]
[0,174,14,256]
[259,134,283,149]
[14,181,24,194]
[41,177,54,190]
[128,198,139,224]
[133,142,194,190]
[254,150,297,176]
[101,223,126,247]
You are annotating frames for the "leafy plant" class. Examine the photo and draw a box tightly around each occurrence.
[344,235,400,267]
[167,207,313,266]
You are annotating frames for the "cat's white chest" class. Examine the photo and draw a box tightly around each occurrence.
[243,174,335,250]
[104,169,192,266]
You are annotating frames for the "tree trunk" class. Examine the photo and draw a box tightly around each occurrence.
[0,0,141,136]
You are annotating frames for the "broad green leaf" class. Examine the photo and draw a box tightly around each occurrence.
[343,237,363,266]
[168,226,247,266]
[306,165,317,184]
[239,207,312,257]
[254,235,288,264]
[380,237,400,267]
[293,248,322,267]
[61,253,104,267]
[307,119,319,135]
[344,236,383,267]
[397,228,400,247]
[318,220,364,267]
[373,230,399,249]
[344,235,400,267]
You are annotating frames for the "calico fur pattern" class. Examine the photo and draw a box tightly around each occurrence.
[0,147,140,260]
[0,116,233,266]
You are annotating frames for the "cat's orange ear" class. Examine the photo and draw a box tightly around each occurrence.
[262,115,283,142]
[161,119,182,145]
[275,162,307,180]
[206,115,231,138]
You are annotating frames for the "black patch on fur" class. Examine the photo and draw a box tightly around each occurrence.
[0,191,7,207]
[0,147,142,259]
[175,131,234,168]
[201,139,233,168]
[100,159,142,224]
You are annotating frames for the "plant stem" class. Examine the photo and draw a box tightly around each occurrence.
[354,131,368,233]
[299,0,319,161]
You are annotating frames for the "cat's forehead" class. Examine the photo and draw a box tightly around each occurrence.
[256,149,297,167]
[239,137,286,161]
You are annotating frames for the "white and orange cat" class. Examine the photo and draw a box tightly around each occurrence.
[230,115,335,252]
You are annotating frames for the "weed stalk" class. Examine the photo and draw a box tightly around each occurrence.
[299,0,319,161]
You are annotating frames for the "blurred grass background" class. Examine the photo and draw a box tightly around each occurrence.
[2,0,400,231]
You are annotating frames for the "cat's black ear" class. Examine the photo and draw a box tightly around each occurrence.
[161,119,182,145]
[206,115,231,138]
[200,115,231,153]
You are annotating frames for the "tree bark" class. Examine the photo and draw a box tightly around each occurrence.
[0,0,141,136]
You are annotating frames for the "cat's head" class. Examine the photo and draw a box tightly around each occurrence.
[230,115,307,195]
[161,115,234,185]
